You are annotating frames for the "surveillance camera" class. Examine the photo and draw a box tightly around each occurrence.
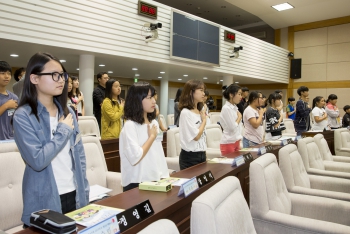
[287,52,294,57]
[144,29,159,43]
[229,52,239,58]
[144,22,162,30]
[233,46,243,52]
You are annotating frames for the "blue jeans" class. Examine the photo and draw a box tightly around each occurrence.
[243,137,259,148]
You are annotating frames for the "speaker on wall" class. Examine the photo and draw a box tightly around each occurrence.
[290,58,302,79]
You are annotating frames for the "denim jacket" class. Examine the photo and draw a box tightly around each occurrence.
[13,99,89,225]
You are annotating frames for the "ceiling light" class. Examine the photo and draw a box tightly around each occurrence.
[132,68,138,70]
[235,81,239,83]
[10,54,18,57]
[99,64,105,67]
[272,3,294,11]
[59,60,66,63]
[203,77,208,79]
[220,80,223,82]
[108,71,113,73]
[183,74,188,77]
[76,68,79,71]
[160,71,165,74]
[135,74,140,76]
[158,77,162,78]
[178,78,182,81]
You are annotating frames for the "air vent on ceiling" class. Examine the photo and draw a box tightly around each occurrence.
[248,31,266,39]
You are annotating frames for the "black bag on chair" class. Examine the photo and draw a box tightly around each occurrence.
[30,209,76,234]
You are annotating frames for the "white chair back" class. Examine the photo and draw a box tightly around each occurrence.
[209,112,221,124]
[158,114,167,129]
[167,127,181,158]
[167,114,174,126]
[297,137,325,170]
[282,118,297,136]
[314,134,334,161]
[205,124,221,149]
[335,128,350,156]
[138,219,179,234]
[78,116,101,138]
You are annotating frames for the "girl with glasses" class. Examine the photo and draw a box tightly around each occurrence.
[12,52,89,227]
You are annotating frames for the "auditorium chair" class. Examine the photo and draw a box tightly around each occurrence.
[158,114,167,129]
[205,124,222,159]
[298,137,350,179]
[191,176,256,234]
[78,116,101,139]
[314,133,350,163]
[137,219,179,234]
[281,118,297,137]
[166,127,181,171]
[250,153,350,234]
[334,128,350,157]
[0,142,25,233]
[208,112,220,125]
[167,114,174,126]
[279,144,350,202]
[82,136,122,196]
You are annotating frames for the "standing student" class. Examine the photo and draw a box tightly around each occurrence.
[265,93,286,139]
[325,94,341,129]
[242,91,265,147]
[12,67,25,99]
[101,79,124,139]
[0,61,18,140]
[275,90,284,117]
[311,96,328,131]
[219,84,242,155]
[178,79,207,170]
[294,86,311,136]
[286,97,296,120]
[12,52,89,226]
[69,76,84,116]
[93,72,109,131]
[174,88,182,127]
[237,87,249,115]
[119,82,169,192]
[67,76,77,118]
[342,105,350,128]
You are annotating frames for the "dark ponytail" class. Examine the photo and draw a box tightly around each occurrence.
[326,94,337,103]
[222,84,241,101]
[312,96,323,109]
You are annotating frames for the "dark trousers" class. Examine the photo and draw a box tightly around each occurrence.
[60,190,76,214]
[179,149,206,170]
[123,183,139,192]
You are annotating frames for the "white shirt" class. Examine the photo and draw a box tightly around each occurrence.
[50,113,75,195]
[179,108,207,152]
[243,106,264,144]
[220,102,242,144]
[312,107,328,130]
[279,100,284,117]
[119,120,169,186]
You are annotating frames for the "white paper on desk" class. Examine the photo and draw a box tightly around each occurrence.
[240,148,259,152]
[89,184,112,202]
[172,178,190,186]
[210,158,234,164]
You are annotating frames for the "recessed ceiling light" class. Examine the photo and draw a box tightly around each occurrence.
[160,71,165,74]
[158,77,162,79]
[59,60,66,63]
[108,71,113,73]
[132,68,138,70]
[76,68,79,71]
[10,54,18,57]
[272,3,294,11]
[183,74,188,77]
[235,81,239,83]
[135,74,140,76]
[220,80,223,82]
[178,78,182,81]
[99,64,105,67]
[203,77,208,79]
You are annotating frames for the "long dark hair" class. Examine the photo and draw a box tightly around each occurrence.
[326,94,337,103]
[179,79,206,111]
[124,81,156,124]
[174,88,183,102]
[268,92,282,105]
[68,76,83,109]
[18,52,69,121]
[105,79,121,107]
[313,96,323,109]
[245,91,262,110]
[222,84,241,101]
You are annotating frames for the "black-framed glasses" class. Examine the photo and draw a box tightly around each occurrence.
[36,72,68,82]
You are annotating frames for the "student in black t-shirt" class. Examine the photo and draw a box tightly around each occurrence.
[265,92,285,139]
[237,87,249,115]
[343,105,350,127]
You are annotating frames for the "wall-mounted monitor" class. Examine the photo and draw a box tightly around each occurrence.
[170,10,220,66]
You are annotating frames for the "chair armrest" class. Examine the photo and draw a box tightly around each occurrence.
[206,148,221,159]
[165,157,180,172]
[253,210,350,234]
[333,156,350,163]
[307,168,350,179]
[309,174,350,193]
[339,147,350,153]
[106,171,123,196]
[290,185,350,202]
[282,133,297,137]
[290,193,350,226]
[323,161,350,173]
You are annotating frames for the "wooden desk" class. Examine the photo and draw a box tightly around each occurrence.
[302,131,335,155]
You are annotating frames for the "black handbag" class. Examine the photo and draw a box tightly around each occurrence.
[30,209,76,234]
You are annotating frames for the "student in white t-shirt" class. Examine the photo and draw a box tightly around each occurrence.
[119,82,169,192]
[219,84,242,155]
[311,96,328,131]
[179,79,207,170]
[242,91,266,148]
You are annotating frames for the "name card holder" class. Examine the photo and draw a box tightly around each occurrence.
[243,153,254,163]
[78,215,119,234]
[178,177,199,197]
[116,200,154,233]
[232,155,245,167]
[287,138,293,144]
[196,171,215,188]
[281,139,288,146]
[258,146,266,155]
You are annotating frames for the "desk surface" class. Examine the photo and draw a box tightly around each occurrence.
[16,144,280,234]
